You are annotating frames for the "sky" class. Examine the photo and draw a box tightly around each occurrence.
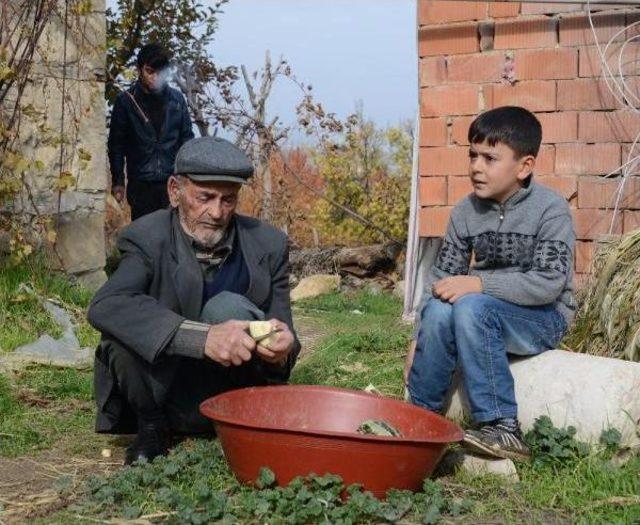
[210,0,418,141]
[107,0,418,143]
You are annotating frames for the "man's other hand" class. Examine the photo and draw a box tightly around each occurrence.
[205,320,255,367]
[432,276,482,303]
[112,185,125,203]
[255,319,294,366]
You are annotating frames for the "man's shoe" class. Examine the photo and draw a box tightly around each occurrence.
[463,418,531,462]
[125,421,171,466]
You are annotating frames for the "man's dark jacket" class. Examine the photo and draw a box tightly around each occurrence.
[108,82,194,187]
[87,209,300,432]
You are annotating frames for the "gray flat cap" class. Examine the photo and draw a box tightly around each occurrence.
[174,137,253,184]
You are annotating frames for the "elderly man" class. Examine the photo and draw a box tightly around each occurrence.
[88,137,300,465]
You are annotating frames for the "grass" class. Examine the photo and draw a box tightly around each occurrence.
[1,277,638,523]
[0,365,98,457]
[0,256,101,457]
[291,291,411,397]
[0,256,99,352]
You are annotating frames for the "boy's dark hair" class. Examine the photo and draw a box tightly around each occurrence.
[137,43,171,70]
[468,106,542,158]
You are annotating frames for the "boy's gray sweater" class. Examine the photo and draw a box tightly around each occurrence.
[422,179,576,325]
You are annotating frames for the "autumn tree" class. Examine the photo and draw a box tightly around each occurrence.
[313,112,412,246]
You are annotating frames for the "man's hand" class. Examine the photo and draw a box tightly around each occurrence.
[432,276,482,303]
[112,185,125,203]
[255,319,294,366]
[204,320,255,367]
[403,340,417,386]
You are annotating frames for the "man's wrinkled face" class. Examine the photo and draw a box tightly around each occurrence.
[168,176,240,248]
[468,140,534,203]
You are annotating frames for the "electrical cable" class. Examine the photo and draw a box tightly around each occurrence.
[586,0,640,234]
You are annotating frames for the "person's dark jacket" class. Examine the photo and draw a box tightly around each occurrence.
[108,82,194,187]
[87,209,300,432]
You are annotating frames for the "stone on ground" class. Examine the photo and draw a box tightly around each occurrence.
[9,300,92,368]
[438,449,519,481]
[445,350,640,447]
[290,274,341,302]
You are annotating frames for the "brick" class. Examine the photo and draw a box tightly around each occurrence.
[421,85,479,117]
[573,273,590,289]
[575,241,597,273]
[419,1,488,25]
[578,176,620,208]
[494,17,557,50]
[419,23,479,57]
[622,145,640,177]
[484,80,556,112]
[627,11,640,40]
[576,173,640,209]
[623,210,640,233]
[448,176,473,204]
[514,49,578,80]
[420,118,449,147]
[521,2,581,15]
[537,112,578,143]
[446,53,504,83]
[419,56,447,86]
[620,175,640,209]
[579,43,640,77]
[578,110,640,143]
[451,116,475,145]
[536,145,556,176]
[573,208,622,239]
[586,4,639,13]
[419,176,448,206]
[537,175,578,201]
[419,206,453,237]
[556,143,621,176]
[560,12,627,47]
[489,2,520,18]
[557,77,629,110]
[420,146,469,176]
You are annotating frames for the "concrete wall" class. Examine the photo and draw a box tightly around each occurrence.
[14,0,107,289]
[417,1,640,285]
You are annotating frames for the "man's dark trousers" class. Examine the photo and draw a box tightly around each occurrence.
[105,292,267,434]
[127,179,170,221]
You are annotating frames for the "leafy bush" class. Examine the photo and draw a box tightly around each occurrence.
[76,440,473,525]
[525,416,589,468]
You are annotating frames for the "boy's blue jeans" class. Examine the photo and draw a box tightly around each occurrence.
[408,293,567,423]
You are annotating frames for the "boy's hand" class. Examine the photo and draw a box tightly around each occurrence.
[432,276,482,303]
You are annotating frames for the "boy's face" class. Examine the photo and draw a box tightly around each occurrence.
[468,140,535,203]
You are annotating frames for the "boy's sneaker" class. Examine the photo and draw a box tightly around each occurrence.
[463,418,531,462]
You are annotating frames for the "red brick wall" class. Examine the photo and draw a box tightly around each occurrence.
[417,1,640,284]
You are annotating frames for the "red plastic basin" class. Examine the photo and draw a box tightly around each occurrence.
[200,385,463,498]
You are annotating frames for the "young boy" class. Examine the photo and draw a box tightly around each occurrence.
[406,106,575,461]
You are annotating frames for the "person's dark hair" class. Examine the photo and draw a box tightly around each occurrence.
[137,43,171,70]
[468,106,542,158]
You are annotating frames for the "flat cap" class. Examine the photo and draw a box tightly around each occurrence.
[174,137,253,184]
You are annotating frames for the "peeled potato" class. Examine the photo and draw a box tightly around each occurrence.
[249,320,278,349]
